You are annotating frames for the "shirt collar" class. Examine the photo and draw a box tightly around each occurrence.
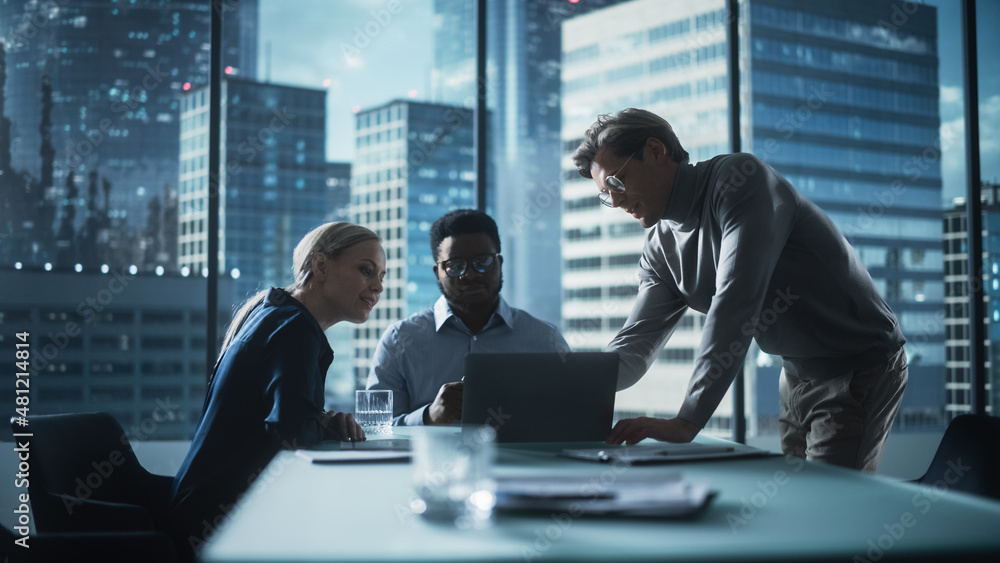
[265,287,328,340]
[265,287,297,308]
[433,294,513,332]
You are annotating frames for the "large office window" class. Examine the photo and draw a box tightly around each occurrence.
[745,0,999,444]
[0,0,230,438]
[559,0,998,454]
[257,1,466,413]
[2,1,997,466]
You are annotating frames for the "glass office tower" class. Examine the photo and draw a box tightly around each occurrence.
[561,0,944,434]
[561,0,731,430]
[0,0,257,271]
[746,0,944,431]
[431,0,623,328]
[0,269,233,438]
[943,184,1000,419]
[0,0,250,437]
[179,78,330,307]
[351,100,475,386]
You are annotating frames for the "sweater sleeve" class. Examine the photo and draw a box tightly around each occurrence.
[607,263,689,391]
[677,155,796,427]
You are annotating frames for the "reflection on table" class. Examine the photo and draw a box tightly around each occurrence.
[201,427,1000,563]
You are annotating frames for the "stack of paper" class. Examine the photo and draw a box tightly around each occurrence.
[494,474,714,517]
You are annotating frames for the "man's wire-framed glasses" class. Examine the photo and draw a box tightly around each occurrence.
[438,253,498,278]
[599,152,634,207]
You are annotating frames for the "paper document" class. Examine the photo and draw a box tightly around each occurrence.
[339,438,411,451]
[295,449,410,464]
[562,443,772,465]
[495,475,714,517]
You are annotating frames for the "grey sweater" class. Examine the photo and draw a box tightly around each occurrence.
[607,153,905,428]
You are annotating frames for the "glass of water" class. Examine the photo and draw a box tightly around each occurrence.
[410,426,496,529]
[355,389,393,435]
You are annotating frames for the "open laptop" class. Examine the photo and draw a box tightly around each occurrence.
[461,352,619,443]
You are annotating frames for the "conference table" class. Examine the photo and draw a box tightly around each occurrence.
[200,427,1000,562]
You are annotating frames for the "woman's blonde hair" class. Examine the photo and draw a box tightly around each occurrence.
[217,222,381,361]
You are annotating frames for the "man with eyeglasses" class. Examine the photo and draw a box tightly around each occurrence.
[366,209,569,425]
[572,108,907,473]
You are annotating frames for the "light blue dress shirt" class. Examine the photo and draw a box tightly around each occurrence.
[366,295,570,425]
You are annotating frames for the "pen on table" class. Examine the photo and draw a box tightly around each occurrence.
[655,446,735,456]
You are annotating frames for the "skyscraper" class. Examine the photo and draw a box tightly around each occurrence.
[0,268,234,438]
[179,78,330,305]
[431,0,623,328]
[351,99,475,386]
[0,0,258,439]
[942,183,1000,419]
[325,161,353,224]
[745,0,944,430]
[561,0,944,432]
[561,0,731,430]
[0,0,257,270]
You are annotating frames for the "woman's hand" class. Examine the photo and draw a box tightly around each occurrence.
[320,411,366,442]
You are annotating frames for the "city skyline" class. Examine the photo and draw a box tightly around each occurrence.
[257,0,1000,205]
[2,0,997,437]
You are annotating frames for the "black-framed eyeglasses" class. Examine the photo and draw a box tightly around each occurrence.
[438,253,499,278]
[599,152,634,207]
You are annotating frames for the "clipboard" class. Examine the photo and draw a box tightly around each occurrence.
[561,443,773,465]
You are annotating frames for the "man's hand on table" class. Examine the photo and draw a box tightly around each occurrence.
[606,416,701,445]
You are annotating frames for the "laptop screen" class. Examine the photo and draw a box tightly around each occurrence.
[461,352,619,442]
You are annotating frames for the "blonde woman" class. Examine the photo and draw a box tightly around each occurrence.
[170,222,385,559]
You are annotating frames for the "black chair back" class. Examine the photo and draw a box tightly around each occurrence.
[11,412,173,532]
[916,414,1000,502]
[1,522,178,563]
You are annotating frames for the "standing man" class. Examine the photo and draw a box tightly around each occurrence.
[573,108,907,473]
[367,209,569,425]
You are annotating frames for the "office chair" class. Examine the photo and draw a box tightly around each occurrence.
[10,412,175,534]
[915,414,1000,502]
[1,522,177,563]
